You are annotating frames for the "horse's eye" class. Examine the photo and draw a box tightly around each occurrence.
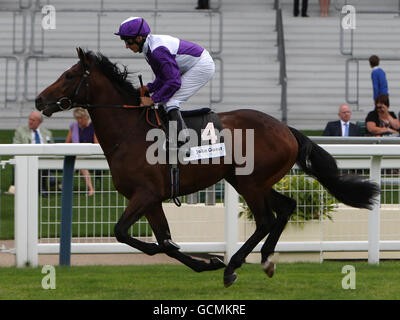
[65,72,74,80]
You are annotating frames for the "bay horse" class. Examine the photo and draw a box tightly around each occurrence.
[35,48,379,287]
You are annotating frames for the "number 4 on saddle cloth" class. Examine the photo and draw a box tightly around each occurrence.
[146,105,226,206]
[148,105,226,163]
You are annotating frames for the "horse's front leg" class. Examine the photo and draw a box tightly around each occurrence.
[146,203,226,272]
[114,195,161,256]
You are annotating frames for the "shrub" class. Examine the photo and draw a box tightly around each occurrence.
[240,174,336,222]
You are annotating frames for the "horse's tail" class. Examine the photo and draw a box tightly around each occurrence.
[288,126,380,209]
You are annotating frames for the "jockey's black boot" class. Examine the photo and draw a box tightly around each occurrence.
[167,108,190,157]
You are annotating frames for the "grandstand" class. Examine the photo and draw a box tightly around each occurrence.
[1,0,400,130]
[281,0,400,129]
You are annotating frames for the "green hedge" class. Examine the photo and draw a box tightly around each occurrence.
[240,174,336,222]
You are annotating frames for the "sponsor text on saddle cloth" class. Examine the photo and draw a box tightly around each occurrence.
[152,106,226,162]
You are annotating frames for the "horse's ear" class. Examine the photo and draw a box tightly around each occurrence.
[76,47,89,69]
[76,47,84,60]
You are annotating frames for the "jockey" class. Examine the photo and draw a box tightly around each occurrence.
[115,17,215,151]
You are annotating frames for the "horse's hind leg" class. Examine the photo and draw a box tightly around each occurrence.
[223,190,276,287]
[146,203,226,272]
[261,189,296,277]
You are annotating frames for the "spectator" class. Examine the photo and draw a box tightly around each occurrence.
[319,0,330,17]
[369,55,389,102]
[294,0,308,17]
[11,111,54,196]
[13,111,53,144]
[65,108,98,196]
[323,104,361,136]
[366,94,400,136]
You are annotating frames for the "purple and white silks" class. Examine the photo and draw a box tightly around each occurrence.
[144,34,215,110]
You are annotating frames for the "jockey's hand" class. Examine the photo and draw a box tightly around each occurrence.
[139,85,149,97]
[140,96,154,107]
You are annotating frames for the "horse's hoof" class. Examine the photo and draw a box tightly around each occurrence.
[262,259,276,278]
[223,272,237,288]
[210,257,226,270]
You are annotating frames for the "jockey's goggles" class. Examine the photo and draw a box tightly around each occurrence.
[120,36,135,45]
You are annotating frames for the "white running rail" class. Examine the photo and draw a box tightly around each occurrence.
[1,143,400,267]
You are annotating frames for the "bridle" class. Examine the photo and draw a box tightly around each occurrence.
[53,61,94,112]
[49,60,148,112]
[46,59,164,158]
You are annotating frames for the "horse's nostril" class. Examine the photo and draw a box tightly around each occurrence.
[35,96,43,109]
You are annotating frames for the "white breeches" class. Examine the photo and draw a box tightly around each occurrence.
[165,49,215,112]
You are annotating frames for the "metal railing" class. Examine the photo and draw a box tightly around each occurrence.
[311,136,400,144]
[339,8,400,56]
[345,56,400,110]
[38,0,223,12]
[1,2,224,109]
[23,54,148,102]
[338,3,400,109]
[275,1,287,124]
[334,0,400,14]
[0,56,19,108]
[336,2,400,111]
[23,53,223,106]
[30,8,223,56]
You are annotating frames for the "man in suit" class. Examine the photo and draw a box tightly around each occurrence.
[10,111,54,196]
[323,104,361,136]
[13,111,53,144]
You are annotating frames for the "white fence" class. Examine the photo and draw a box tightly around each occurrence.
[1,143,400,267]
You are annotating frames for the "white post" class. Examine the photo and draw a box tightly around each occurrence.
[14,156,38,267]
[369,155,381,265]
[27,156,38,267]
[224,180,239,264]
[15,156,28,267]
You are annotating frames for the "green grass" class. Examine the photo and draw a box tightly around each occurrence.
[0,261,399,300]
[0,129,69,144]
[300,129,323,136]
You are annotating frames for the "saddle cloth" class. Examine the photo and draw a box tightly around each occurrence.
[153,106,223,142]
[148,106,225,161]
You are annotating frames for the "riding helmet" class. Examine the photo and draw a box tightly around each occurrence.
[114,17,151,38]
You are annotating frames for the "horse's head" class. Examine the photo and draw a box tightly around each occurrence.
[35,47,95,117]
[36,48,140,117]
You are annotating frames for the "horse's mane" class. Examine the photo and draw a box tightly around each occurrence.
[85,50,139,103]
